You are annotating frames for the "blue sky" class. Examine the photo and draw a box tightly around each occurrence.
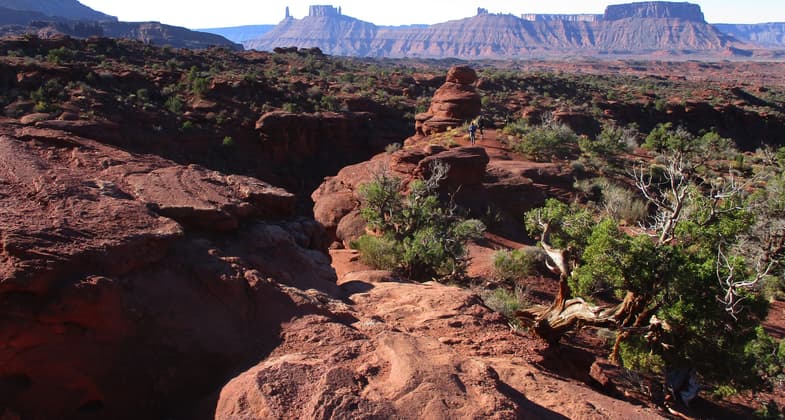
[77,1,785,28]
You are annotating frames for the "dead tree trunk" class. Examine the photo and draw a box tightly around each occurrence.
[516,222,649,358]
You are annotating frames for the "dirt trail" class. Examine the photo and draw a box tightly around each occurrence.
[324,248,665,419]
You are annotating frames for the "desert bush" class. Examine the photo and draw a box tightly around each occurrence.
[46,46,75,64]
[644,123,734,159]
[576,178,648,224]
[191,77,209,98]
[492,249,534,283]
[579,123,638,157]
[506,120,578,162]
[282,102,298,113]
[482,287,525,320]
[165,96,183,114]
[350,235,399,270]
[318,95,341,112]
[357,162,485,281]
[524,134,784,391]
[618,336,666,374]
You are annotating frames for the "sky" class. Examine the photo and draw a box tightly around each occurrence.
[77,0,785,29]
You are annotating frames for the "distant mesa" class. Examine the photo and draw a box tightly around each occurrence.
[246,1,759,58]
[604,1,705,22]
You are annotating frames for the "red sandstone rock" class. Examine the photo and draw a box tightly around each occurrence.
[126,165,295,231]
[417,146,489,187]
[0,124,339,419]
[416,66,482,137]
[18,113,50,125]
[35,118,122,143]
[217,267,666,420]
[446,65,479,85]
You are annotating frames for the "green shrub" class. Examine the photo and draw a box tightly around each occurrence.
[46,46,74,64]
[482,288,524,319]
[318,95,341,112]
[492,249,533,283]
[711,384,739,399]
[165,96,183,114]
[222,136,234,147]
[508,122,578,162]
[350,235,399,270]
[191,77,209,98]
[618,336,665,374]
[579,123,637,157]
[357,163,485,281]
[578,178,648,224]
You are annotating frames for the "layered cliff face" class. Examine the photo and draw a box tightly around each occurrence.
[249,1,749,58]
[595,16,733,52]
[0,0,116,22]
[715,23,785,47]
[604,1,705,22]
[245,15,377,56]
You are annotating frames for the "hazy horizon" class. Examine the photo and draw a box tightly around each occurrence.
[76,1,785,29]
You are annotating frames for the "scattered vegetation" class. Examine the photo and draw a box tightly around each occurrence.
[502,117,579,161]
[519,125,785,395]
[353,161,485,281]
[492,248,535,283]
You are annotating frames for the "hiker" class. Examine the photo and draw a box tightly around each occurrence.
[469,121,478,145]
[477,116,485,139]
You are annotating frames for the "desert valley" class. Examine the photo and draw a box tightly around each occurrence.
[1,1,785,419]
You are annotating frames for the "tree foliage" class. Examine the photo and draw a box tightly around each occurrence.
[519,126,785,391]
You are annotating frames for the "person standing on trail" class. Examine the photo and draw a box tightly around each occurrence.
[469,121,478,145]
[477,117,485,139]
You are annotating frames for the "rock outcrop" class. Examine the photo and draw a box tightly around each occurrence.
[216,265,666,419]
[415,66,481,137]
[311,142,566,247]
[0,124,338,419]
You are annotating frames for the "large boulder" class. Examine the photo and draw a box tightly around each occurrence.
[417,146,490,188]
[126,165,295,232]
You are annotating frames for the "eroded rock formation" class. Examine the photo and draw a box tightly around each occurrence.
[415,66,481,137]
[0,123,338,418]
